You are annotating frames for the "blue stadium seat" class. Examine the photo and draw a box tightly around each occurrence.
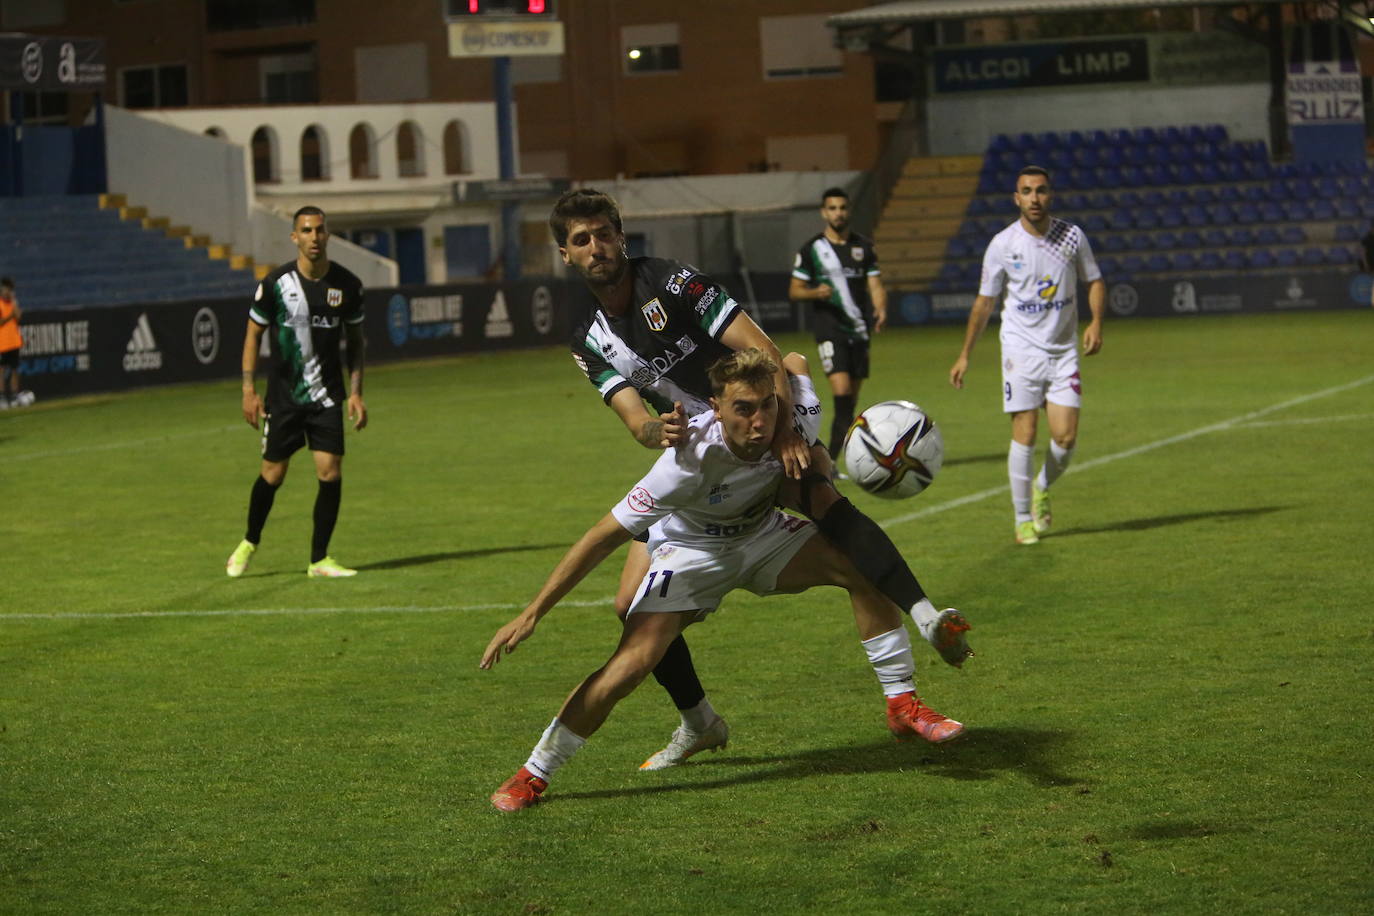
[1255,226,1280,246]
[1108,128,1133,147]
[1230,226,1255,246]
[1086,191,1114,210]
[1203,228,1230,247]
[1203,124,1228,143]
[1165,189,1190,207]
[1155,231,1179,249]
[1142,189,1167,208]
[1034,131,1063,150]
[1124,144,1149,167]
[1162,126,1186,146]
[947,237,972,259]
[1185,125,1208,143]
[1253,183,1279,202]
[1139,164,1167,186]
[1097,255,1120,277]
[1067,168,1100,190]
[1216,184,1241,203]
[1216,161,1241,181]
[1327,246,1354,264]
[1335,199,1363,222]
[1280,225,1307,245]
[967,197,992,216]
[1300,247,1325,266]
[1248,249,1276,269]
[1242,160,1271,181]
[1191,187,1217,206]
[1106,210,1134,231]
[989,133,1014,153]
[1088,129,1111,147]
[1276,248,1299,268]
[1183,205,1210,227]
[1116,190,1143,209]
[1256,201,1283,222]
[1083,213,1109,233]
[1132,127,1159,145]
[1101,234,1128,252]
[1098,166,1125,188]
[1198,250,1223,270]
[1146,253,1170,272]
[1282,199,1311,221]
[1171,251,1198,271]
[1123,254,1146,273]
[1178,230,1204,249]
[1310,200,1336,220]
[1072,147,1099,169]
[1223,250,1246,270]
[1128,232,1154,251]
[1097,145,1123,168]
[1334,224,1359,242]
[1059,191,1088,211]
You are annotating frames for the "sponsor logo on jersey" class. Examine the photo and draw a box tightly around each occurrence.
[1036,276,1059,299]
[851,246,863,261]
[311,315,339,328]
[628,487,655,513]
[327,288,343,307]
[123,313,163,371]
[693,286,719,316]
[707,483,731,505]
[685,279,706,298]
[191,306,219,365]
[652,544,677,560]
[641,298,668,331]
[630,345,692,387]
[676,335,696,356]
[665,267,693,296]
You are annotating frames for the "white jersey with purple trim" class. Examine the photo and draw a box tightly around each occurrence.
[978,218,1101,357]
[610,375,822,548]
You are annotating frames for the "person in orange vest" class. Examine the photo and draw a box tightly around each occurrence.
[0,276,32,409]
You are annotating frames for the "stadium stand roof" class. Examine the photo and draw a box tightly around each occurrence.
[830,0,1289,27]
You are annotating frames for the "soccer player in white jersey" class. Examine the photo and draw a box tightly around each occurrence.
[948,166,1105,545]
[481,348,964,811]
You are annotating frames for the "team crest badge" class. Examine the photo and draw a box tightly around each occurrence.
[327,288,343,307]
[851,246,863,261]
[641,298,668,331]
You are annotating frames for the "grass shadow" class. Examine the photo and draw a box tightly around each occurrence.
[942,451,1009,468]
[553,726,1078,804]
[1051,505,1289,538]
[354,543,566,571]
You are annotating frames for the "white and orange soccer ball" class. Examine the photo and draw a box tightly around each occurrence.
[842,400,944,499]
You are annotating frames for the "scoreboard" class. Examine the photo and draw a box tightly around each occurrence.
[445,0,556,16]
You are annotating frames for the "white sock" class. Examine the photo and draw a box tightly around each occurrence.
[524,717,586,782]
[908,597,938,632]
[861,626,916,697]
[1035,441,1075,491]
[679,697,718,732]
[1008,440,1034,522]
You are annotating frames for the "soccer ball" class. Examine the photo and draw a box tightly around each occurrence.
[842,400,944,499]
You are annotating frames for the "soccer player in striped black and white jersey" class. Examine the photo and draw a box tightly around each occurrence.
[949,166,1106,545]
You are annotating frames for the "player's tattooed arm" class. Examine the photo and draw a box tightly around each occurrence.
[611,387,680,449]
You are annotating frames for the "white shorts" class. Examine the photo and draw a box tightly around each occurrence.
[1001,349,1082,413]
[628,511,817,621]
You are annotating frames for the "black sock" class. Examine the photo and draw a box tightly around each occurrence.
[652,635,707,710]
[311,478,342,563]
[816,496,927,610]
[245,475,279,544]
[829,394,856,460]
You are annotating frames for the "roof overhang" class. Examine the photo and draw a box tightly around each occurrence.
[830,0,1266,27]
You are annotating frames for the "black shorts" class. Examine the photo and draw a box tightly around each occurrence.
[261,402,345,461]
[815,337,870,380]
[0,348,18,369]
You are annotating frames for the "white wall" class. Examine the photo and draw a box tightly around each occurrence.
[105,105,255,252]
[135,101,503,192]
[926,83,1273,156]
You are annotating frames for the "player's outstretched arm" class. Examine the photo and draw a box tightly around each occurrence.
[479,512,634,669]
[241,320,267,428]
[949,295,996,389]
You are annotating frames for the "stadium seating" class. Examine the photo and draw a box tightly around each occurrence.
[0,195,255,310]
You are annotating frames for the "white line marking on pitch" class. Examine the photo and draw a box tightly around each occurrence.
[9,425,242,462]
[5,374,1370,623]
[880,373,1374,528]
[1232,412,1374,429]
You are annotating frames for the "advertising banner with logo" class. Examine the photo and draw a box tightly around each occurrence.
[367,281,571,360]
[932,38,1148,93]
[0,35,106,91]
[888,272,1367,326]
[18,297,240,398]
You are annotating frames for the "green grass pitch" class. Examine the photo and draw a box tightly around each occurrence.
[2,310,1371,913]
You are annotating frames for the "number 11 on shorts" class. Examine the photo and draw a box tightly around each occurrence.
[642,570,674,599]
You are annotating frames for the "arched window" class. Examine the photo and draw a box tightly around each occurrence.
[397,120,425,177]
[349,123,378,179]
[250,126,278,183]
[442,120,468,175]
[301,124,329,181]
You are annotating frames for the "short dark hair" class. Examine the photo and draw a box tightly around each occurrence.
[821,186,849,204]
[549,188,623,247]
[0,276,13,289]
[292,205,326,228]
[1016,165,1051,186]
[708,347,777,397]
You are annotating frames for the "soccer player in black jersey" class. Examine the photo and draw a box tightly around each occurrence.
[789,186,889,462]
[551,189,972,770]
[226,206,367,579]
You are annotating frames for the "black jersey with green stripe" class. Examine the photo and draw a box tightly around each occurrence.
[791,232,879,342]
[250,261,364,410]
[569,257,743,416]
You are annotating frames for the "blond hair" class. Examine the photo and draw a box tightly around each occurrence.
[708,347,777,396]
